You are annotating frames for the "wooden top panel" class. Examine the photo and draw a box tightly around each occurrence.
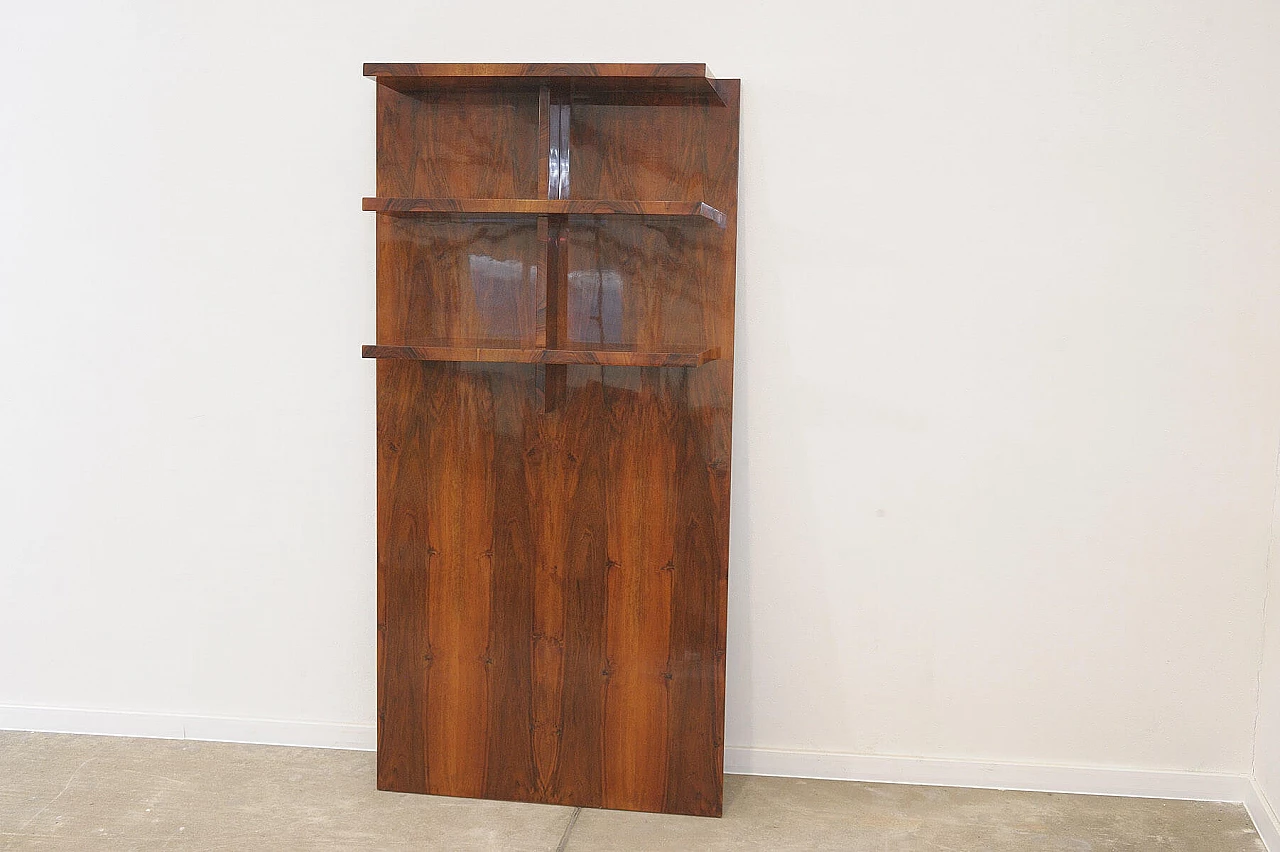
[365,63,727,102]
[364,62,712,79]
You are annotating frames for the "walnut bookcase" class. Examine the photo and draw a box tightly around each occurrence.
[361,63,739,817]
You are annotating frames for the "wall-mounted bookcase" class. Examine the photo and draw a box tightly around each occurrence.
[362,62,739,818]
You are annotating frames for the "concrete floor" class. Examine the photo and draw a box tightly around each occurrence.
[0,732,1265,851]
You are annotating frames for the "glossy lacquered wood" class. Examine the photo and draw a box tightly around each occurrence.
[369,65,739,818]
[365,62,715,78]
[364,63,726,103]
[363,344,719,367]
[362,197,727,227]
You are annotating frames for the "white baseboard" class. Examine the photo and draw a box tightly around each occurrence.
[1246,779,1280,851]
[0,703,377,751]
[1,704,1267,840]
[724,746,1251,803]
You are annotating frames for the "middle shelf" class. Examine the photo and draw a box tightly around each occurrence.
[363,197,727,227]
[362,343,719,367]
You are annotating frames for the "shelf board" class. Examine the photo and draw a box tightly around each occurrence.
[364,63,726,103]
[362,197,727,227]
[362,343,720,368]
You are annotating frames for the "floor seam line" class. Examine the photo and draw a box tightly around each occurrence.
[555,806,582,852]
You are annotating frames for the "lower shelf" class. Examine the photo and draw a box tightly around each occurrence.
[362,343,719,367]
[362,197,727,227]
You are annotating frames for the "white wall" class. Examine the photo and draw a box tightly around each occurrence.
[1256,477,1280,817]
[4,0,1280,780]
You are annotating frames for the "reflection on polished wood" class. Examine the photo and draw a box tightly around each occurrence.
[367,64,739,818]
[363,197,727,227]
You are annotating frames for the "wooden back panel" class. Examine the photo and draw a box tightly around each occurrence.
[372,72,739,817]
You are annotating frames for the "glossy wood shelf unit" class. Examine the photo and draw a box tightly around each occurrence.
[362,343,719,367]
[366,62,739,819]
[364,62,726,103]
[362,197,727,227]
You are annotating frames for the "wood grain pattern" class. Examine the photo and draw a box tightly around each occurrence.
[376,88,540,200]
[370,66,739,817]
[569,79,739,817]
[375,218,540,345]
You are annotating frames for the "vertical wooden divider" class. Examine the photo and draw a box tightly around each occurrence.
[542,217,568,411]
[543,82,570,411]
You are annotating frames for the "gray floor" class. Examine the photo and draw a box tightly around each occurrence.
[0,732,1264,851]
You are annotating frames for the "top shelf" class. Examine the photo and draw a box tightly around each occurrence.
[363,63,727,104]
